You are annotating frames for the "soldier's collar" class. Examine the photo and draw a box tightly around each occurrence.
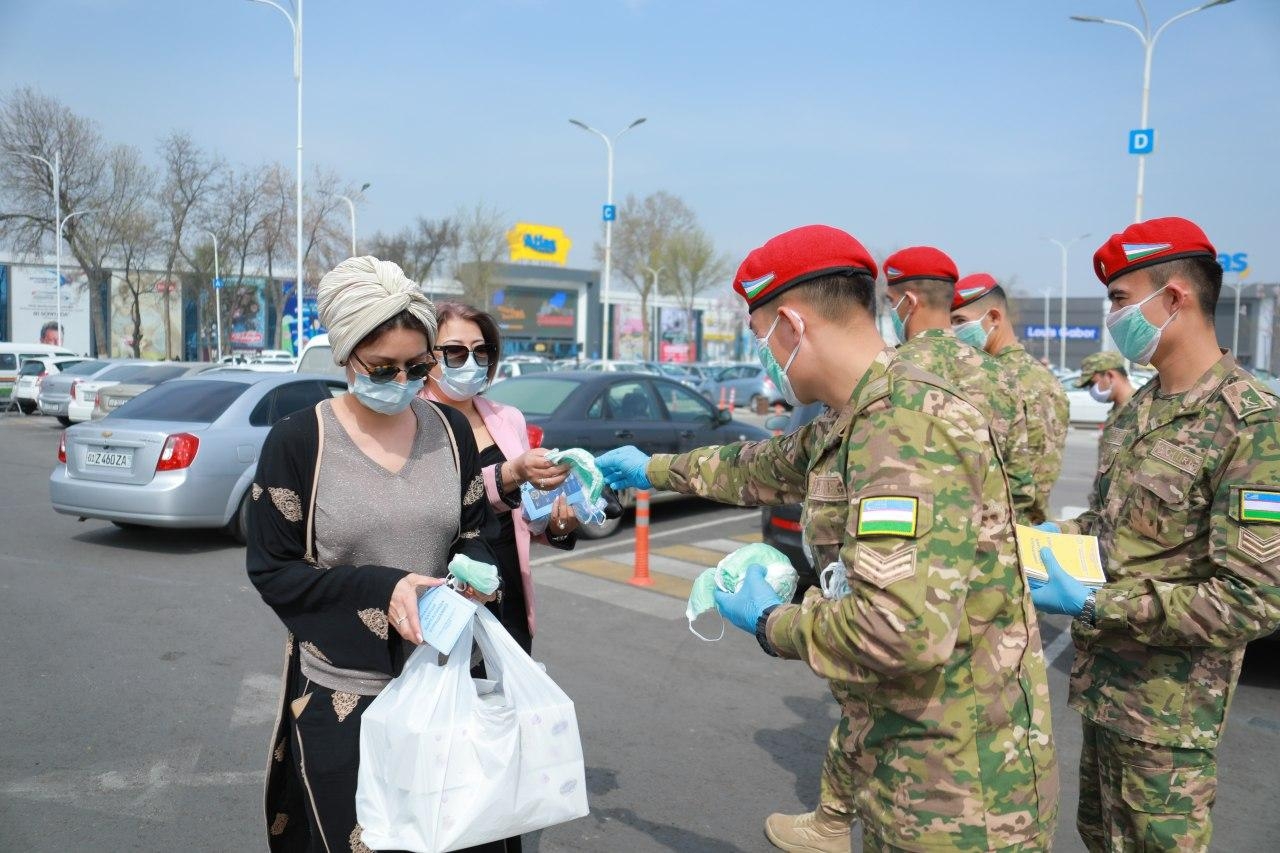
[842,348,894,416]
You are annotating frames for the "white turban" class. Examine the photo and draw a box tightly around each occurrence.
[317,256,437,365]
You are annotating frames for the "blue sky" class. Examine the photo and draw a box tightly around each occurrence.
[2,0,1277,296]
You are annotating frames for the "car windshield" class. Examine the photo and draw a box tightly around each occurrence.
[516,361,552,374]
[63,359,109,376]
[484,377,578,416]
[128,365,192,384]
[298,345,344,377]
[111,380,248,423]
[19,361,46,376]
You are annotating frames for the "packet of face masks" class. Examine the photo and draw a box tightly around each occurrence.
[686,543,798,641]
[520,451,609,533]
[446,553,501,596]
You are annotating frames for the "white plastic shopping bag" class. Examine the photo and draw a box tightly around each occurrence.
[356,607,589,852]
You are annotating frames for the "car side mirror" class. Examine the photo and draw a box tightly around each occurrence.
[763,414,789,432]
[716,408,733,425]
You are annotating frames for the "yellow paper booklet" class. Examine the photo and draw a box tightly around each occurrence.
[1015,524,1107,587]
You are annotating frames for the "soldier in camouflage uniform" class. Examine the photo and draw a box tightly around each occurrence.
[597,225,1058,852]
[950,274,1069,524]
[1076,351,1136,440]
[1029,217,1280,852]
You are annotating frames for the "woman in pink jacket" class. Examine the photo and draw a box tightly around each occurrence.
[421,302,578,652]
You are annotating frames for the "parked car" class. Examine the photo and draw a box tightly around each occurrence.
[91,363,219,419]
[244,357,297,373]
[697,363,786,409]
[760,401,825,594]
[493,359,556,382]
[485,371,771,537]
[51,372,346,541]
[1064,369,1154,425]
[1,342,77,404]
[642,362,702,389]
[39,360,147,425]
[12,356,96,414]
[295,333,344,379]
[67,363,198,424]
[576,359,661,375]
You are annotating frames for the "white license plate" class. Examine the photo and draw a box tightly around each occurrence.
[86,450,133,468]
[106,398,125,409]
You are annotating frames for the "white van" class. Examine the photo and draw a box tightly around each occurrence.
[295,334,344,379]
[0,342,78,405]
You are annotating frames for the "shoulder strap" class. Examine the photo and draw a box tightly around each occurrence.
[304,402,326,565]
[424,400,461,474]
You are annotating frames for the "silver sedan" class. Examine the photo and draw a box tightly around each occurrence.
[51,371,345,542]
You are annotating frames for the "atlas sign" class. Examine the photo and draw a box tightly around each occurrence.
[507,222,573,266]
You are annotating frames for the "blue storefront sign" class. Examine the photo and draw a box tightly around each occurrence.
[1024,325,1100,341]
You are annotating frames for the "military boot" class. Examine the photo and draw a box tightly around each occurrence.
[763,806,852,853]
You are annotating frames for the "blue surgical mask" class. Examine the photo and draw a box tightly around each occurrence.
[1105,285,1176,365]
[348,372,422,415]
[954,316,990,351]
[756,311,803,407]
[1088,377,1114,404]
[889,294,911,344]
[433,354,489,401]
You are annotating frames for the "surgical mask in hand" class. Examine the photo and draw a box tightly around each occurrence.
[953,317,989,351]
[349,372,422,415]
[685,542,798,640]
[446,553,500,595]
[819,562,850,600]
[1088,380,1114,403]
[434,355,489,401]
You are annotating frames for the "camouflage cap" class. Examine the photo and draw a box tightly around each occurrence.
[1076,351,1126,387]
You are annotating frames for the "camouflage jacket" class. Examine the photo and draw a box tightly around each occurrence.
[1060,353,1280,749]
[994,343,1069,524]
[899,329,1036,525]
[648,348,1058,851]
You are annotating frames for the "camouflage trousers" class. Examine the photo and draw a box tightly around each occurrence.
[1077,720,1216,852]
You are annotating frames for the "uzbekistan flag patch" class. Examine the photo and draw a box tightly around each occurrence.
[857,496,919,537]
[1241,490,1280,523]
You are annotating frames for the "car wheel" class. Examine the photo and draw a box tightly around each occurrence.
[57,416,71,426]
[18,400,36,414]
[577,513,623,539]
[225,490,251,545]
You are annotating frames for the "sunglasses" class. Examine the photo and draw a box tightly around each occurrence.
[434,344,498,369]
[350,352,435,384]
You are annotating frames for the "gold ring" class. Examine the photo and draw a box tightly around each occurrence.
[396,616,408,625]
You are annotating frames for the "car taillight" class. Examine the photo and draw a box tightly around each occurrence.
[526,424,544,449]
[57,432,66,464]
[770,515,802,532]
[763,377,776,393]
[156,433,200,471]
[36,371,48,387]
[70,379,80,400]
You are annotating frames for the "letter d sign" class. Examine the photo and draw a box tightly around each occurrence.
[1128,129,1155,155]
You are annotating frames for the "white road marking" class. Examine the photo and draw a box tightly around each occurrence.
[529,509,757,566]
[230,673,281,728]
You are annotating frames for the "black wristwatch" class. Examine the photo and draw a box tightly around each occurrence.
[755,604,780,657]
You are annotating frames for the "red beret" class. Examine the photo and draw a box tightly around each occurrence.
[952,273,999,309]
[1092,216,1216,285]
[733,224,878,311]
[883,246,958,286]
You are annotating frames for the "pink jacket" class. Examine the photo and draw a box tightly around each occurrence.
[424,389,549,636]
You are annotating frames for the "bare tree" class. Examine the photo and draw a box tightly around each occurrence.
[0,87,114,352]
[662,226,731,351]
[454,202,507,307]
[114,188,163,358]
[604,191,697,355]
[252,162,294,348]
[366,215,460,285]
[210,164,271,355]
[156,131,222,358]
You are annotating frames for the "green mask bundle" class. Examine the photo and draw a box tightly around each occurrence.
[686,542,798,641]
[545,448,605,504]
[446,553,500,595]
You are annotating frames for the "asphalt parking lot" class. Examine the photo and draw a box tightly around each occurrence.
[1,411,1277,851]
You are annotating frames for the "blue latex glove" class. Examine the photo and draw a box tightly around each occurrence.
[1028,546,1089,616]
[1035,521,1061,534]
[595,445,652,491]
[713,564,783,634]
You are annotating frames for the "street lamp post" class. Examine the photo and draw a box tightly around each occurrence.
[1047,233,1090,370]
[644,266,663,361]
[1071,0,1235,223]
[334,182,370,258]
[204,230,222,361]
[1042,288,1052,363]
[55,209,94,348]
[249,0,306,353]
[4,149,61,341]
[569,117,647,362]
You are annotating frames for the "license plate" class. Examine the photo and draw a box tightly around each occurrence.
[106,397,124,409]
[86,450,133,468]
[82,391,97,403]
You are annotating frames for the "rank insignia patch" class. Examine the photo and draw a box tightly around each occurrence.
[857,496,919,537]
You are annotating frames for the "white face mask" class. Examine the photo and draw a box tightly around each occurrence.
[1088,377,1114,403]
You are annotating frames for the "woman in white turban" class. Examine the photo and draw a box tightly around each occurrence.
[246,257,505,852]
